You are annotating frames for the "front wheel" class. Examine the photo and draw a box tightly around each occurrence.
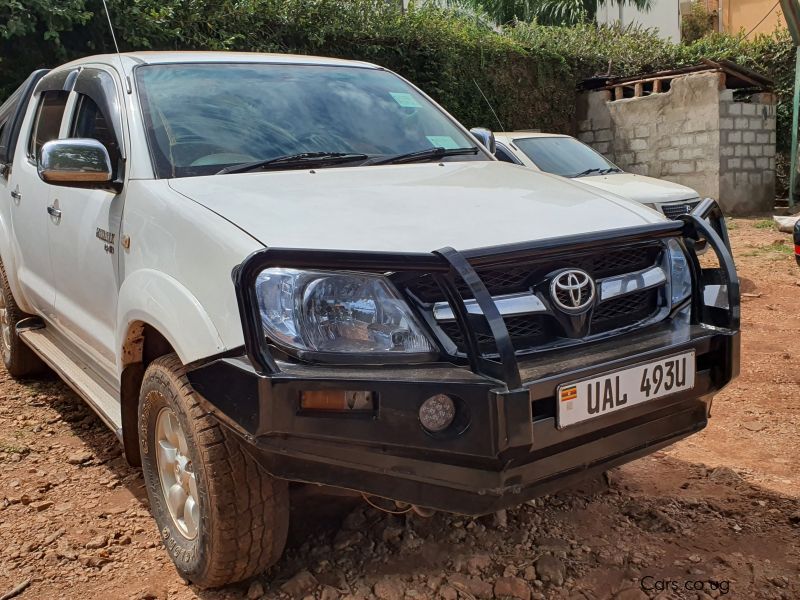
[139,354,289,588]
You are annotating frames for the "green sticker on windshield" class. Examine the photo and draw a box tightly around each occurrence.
[426,135,459,149]
[390,92,422,108]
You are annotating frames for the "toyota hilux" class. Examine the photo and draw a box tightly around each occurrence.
[0,52,739,588]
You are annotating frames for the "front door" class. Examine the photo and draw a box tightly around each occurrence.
[47,75,125,371]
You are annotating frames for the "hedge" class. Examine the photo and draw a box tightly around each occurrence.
[1,1,794,189]
[0,1,575,133]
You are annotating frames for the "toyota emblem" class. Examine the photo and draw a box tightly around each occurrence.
[550,269,596,314]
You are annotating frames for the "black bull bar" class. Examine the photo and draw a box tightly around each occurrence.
[182,198,740,513]
[231,197,738,390]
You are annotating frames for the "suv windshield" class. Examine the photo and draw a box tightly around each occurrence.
[512,136,619,178]
[136,63,483,178]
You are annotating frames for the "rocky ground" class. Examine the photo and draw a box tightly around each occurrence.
[1,218,798,600]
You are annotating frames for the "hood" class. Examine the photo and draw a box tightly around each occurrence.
[579,172,699,205]
[168,161,666,253]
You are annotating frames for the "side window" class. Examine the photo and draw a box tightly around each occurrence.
[28,91,69,160]
[70,95,121,176]
[495,144,520,165]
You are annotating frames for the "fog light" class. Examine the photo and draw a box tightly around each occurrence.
[419,394,456,432]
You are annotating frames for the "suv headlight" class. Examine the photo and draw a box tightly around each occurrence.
[255,268,435,356]
[666,239,692,305]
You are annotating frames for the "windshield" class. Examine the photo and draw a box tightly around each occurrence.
[512,136,618,178]
[135,63,483,178]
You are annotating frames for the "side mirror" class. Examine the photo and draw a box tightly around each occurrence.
[469,127,496,155]
[38,139,112,186]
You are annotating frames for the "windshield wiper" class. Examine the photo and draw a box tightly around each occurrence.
[216,152,369,175]
[572,168,604,178]
[366,146,479,166]
[599,167,623,174]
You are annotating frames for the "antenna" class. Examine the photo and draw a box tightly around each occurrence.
[100,0,131,93]
[472,78,505,132]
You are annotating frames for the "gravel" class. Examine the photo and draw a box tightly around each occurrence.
[0,220,798,600]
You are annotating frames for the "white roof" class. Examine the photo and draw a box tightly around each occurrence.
[59,51,380,71]
[494,132,568,142]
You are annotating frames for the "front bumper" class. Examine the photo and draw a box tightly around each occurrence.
[188,322,738,515]
[186,199,740,515]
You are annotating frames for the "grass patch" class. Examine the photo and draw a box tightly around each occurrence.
[753,219,775,229]
[0,441,30,455]
[741,240,794,257]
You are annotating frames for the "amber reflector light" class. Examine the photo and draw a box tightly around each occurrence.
[300,390,375,412]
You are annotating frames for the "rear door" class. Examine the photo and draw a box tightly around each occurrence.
[47,68,126,370]
[7,86,71,316]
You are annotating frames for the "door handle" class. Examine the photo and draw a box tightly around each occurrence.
[47,205,61,220]
[10,189,20,201]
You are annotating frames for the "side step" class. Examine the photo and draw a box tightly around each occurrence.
[19,328,122,435]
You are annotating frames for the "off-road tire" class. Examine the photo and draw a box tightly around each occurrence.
[0,260,46,377]
[139,354,289,588]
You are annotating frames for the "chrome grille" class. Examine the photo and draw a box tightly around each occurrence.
[406,245,662,303]
[661,201,700,220]
[402,242,667,357]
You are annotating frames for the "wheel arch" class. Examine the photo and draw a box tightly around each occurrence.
[116,270,227,465]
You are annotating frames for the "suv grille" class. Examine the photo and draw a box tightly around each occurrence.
[661,201,700,220]
[591,288,659,335]
[406,245,661,303]
[401,243,666,357]
[439,315,552,355]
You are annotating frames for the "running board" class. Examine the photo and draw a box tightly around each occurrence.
[19,328,122,436]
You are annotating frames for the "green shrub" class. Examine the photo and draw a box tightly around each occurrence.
[0,0,793,188]
[0,1,574,133]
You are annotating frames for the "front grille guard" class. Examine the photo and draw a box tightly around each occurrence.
[233,199,739,392]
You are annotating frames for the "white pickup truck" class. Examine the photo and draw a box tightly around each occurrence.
[0,52,740,588]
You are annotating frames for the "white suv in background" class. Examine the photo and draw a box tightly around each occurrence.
[493,132,703,219]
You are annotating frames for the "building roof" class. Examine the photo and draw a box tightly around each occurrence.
[581,58,773,95]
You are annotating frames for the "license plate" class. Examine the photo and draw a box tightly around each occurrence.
[557,351,695,429]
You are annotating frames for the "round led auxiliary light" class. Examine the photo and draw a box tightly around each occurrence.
[419,394,456,433]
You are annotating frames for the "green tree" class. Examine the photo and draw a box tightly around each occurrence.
[454,0,653,26]
[0,0,90,43]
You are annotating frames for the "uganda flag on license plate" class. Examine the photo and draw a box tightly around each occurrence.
[560,385,577,408]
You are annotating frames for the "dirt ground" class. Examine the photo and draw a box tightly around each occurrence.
[0,218,798,600]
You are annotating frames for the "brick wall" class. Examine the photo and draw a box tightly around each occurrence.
[576,71,776,215]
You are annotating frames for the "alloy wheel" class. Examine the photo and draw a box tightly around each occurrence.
[155,405,200,539]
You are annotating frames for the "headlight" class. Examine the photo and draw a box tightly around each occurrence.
[666,239,692,305]
[255,268,435,356]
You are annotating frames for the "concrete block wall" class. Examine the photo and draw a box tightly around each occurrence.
[576,72,776,215]
[718,91,777,215]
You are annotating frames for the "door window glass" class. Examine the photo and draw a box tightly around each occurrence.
[70,95,121,174]
[28,91,69,160]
